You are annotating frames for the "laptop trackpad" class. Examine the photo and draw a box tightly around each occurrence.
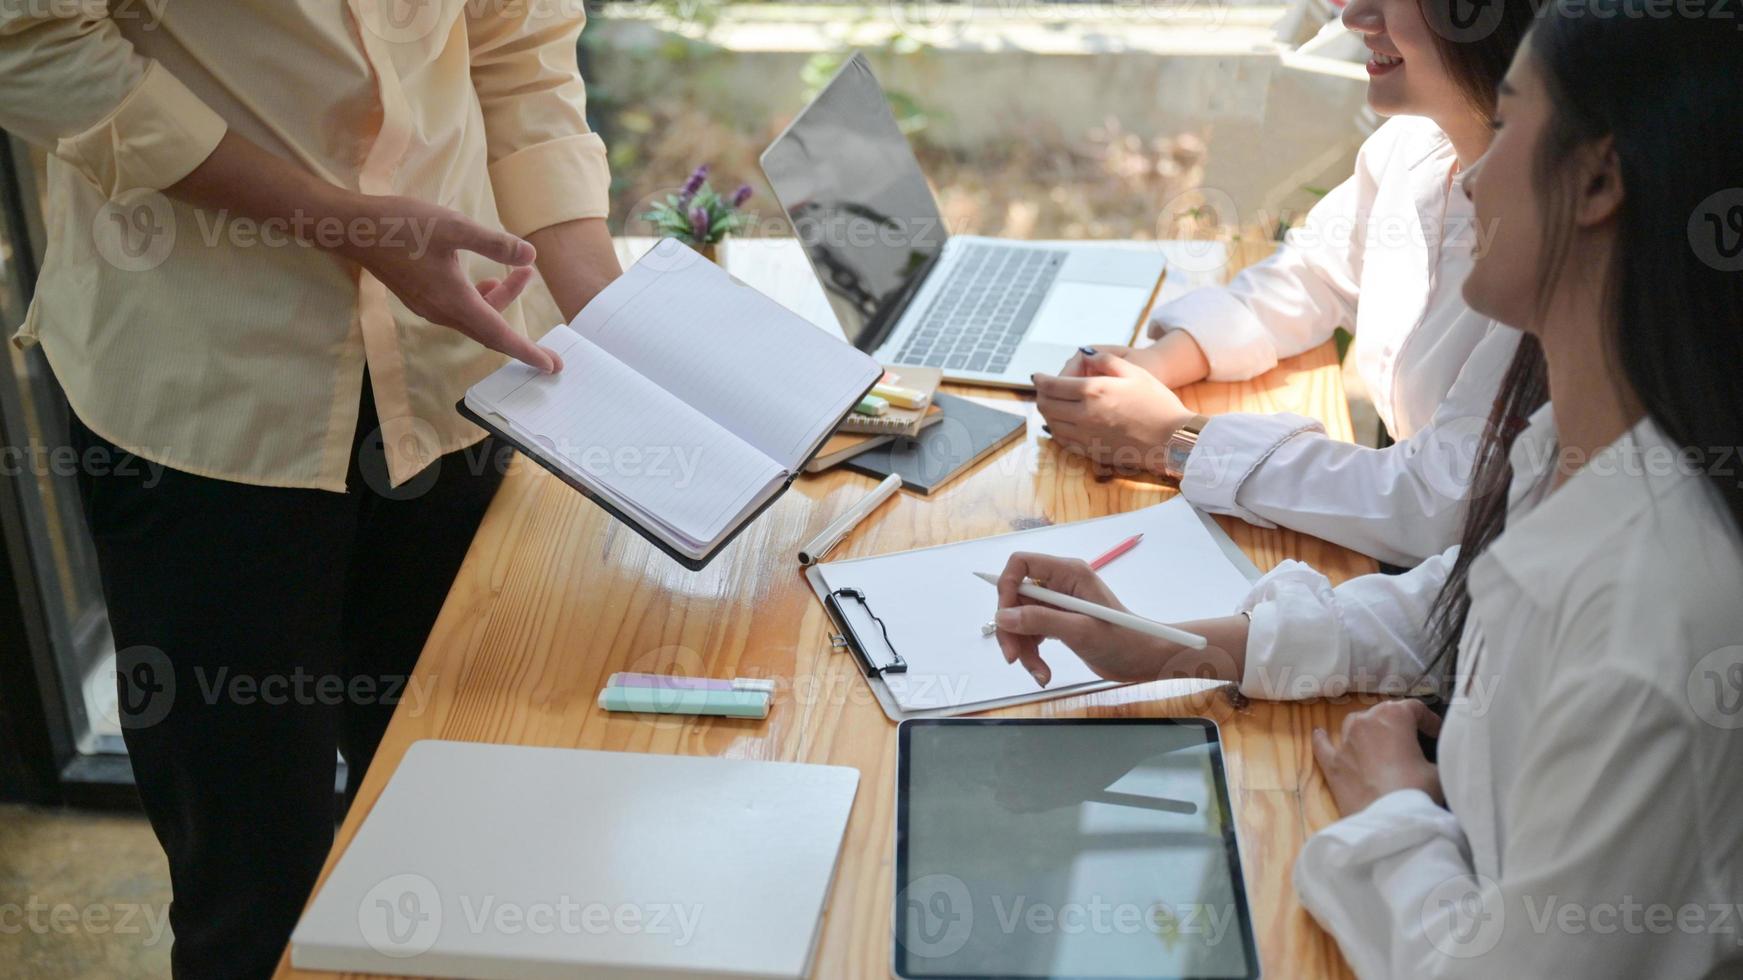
[1024,281,1153,347]
[1058,246,1166,286]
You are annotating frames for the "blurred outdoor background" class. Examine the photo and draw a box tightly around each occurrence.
[585,0,1376,249]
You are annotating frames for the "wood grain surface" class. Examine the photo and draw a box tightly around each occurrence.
[275,238,1374,980]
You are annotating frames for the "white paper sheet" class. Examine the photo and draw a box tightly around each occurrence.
[816,499,1255,712]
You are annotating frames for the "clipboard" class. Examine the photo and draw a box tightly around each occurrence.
[805,502,1261,722]
[808,562,1118,721]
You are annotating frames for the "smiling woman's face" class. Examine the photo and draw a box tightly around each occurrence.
[1460,45,1550,333]
[1342,0,1471,123]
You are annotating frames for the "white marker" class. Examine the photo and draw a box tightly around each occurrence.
[972,571,1207,649]
[798,473,903,565]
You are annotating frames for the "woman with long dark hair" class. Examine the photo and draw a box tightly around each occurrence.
[1031,0,1539,569]
[992,5,1743,973]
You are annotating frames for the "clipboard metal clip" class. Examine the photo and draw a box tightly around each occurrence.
[824,587,908,677]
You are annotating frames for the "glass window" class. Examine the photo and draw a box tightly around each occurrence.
[0,136,122,762]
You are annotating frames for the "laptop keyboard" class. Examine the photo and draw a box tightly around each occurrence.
[892,243,1067,374]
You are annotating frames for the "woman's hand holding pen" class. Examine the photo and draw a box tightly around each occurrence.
[992,552,1249,687]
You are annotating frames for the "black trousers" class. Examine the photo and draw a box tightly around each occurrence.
[69,380,511,979]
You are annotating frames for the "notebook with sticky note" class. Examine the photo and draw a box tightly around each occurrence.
[804,407,945,474]
[460,239,883,570]
[842,393,1025,494]
[835,365,943,438]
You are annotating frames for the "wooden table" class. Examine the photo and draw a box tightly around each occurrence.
[276,239,1372,980]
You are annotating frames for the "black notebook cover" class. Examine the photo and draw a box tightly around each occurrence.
[842,393,1025,495]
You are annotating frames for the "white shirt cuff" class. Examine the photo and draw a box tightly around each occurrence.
[1236,559,1345,700]
[1294,786,1463,909]
[1179,413,1325,523]
[1147,287,1278,381]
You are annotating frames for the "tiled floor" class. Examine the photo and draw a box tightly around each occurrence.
[0,805,172,979]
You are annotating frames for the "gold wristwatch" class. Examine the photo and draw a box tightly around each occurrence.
[1161,414,1210,487]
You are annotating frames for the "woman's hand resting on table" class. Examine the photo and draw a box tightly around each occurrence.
[990,552,1250,688]
[1312,699,1445,814]
[1034,348,1198,476]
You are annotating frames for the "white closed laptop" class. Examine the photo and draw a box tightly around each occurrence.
[290,740,860,979]
[760,52,1168,389]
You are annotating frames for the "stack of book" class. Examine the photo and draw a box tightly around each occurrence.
[803,365,944,473]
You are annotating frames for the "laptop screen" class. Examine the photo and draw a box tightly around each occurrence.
[761,53,949,352]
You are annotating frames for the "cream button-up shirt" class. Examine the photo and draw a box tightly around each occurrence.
[1239,408,1743,978]
[2,0,610,490]
[1153,115,1519,566]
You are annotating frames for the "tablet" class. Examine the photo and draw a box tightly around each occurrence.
[895,719,1259,979]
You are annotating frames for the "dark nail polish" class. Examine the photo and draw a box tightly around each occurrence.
[1041,425,1052,435]
[1079,346,1098,356]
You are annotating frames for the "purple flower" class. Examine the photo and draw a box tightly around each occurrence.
[731,183,754,208]
[678,164,710,207]
[689,206,711,242]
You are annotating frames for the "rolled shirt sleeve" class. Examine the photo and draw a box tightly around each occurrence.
[1292,787,1475,980]
[1236,551,1453,701]
[0,9,227,198]
[1178,411,1326,522]
[1294,665,1712,979]
[1181,326,1522,566]
[1147,144,1374,381]
[466,1,610,237]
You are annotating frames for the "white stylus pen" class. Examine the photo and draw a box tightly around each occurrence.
[971,570,1208,649]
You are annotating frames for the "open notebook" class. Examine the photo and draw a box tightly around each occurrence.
[461,239,882,569]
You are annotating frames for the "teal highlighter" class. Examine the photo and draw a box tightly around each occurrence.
[597,685,770,719]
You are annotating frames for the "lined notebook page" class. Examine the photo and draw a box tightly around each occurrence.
[576,240,879,467]
[470,327,784,547]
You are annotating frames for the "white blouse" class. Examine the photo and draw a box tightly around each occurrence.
[1239,407,1743,978]
[1152,116,1520,566]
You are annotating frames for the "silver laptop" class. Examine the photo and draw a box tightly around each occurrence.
[290,740,859,979]
[760,53,1167,389]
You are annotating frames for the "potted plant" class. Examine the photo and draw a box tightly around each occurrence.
[640,164,754,262]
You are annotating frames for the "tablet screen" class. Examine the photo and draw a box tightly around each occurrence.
[895,719,1258,979]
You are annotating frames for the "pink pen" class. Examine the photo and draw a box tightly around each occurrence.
[981,533,1145,636]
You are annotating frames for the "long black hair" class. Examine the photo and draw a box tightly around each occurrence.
[1424,0,1743,681]
[1420,0,1542,120]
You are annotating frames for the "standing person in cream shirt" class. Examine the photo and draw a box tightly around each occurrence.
[1035,0,1537,567]
[0,2,621,976]
[989,8,1743,975]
